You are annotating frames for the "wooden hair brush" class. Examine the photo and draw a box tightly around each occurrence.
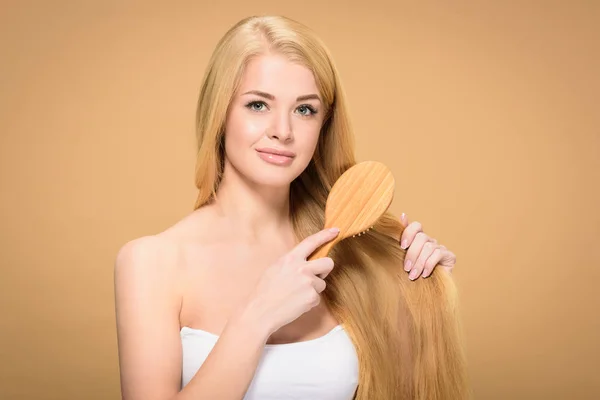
[308,160,395,262]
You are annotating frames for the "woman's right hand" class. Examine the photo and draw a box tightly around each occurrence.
[242,227,341,337]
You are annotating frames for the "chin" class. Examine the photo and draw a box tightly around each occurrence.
[247,165,302,188]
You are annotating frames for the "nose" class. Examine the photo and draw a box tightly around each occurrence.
[267,111,293,142]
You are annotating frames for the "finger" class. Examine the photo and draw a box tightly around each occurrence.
[400,212,409,228]
[311,276,327,293]
[403,231,428,272]
[400,221,423,250]
[291,228,340,259]
[303,257,335,279]
[422,248,443,278]
[439,246,457,274]
[409,241,437,280]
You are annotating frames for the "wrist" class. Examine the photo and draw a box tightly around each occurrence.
[228,300,272,344]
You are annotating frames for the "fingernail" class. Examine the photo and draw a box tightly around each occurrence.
[401,239,408,249]
[401,213,407,224]
[329,227,340,234]
[409,269,419,280]
[404,259,412,272]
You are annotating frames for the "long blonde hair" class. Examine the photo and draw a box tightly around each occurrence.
[193,15,469,400]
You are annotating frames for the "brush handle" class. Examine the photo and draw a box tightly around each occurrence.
[307,239,338,262]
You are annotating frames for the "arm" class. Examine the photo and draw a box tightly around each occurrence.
[114,236,269,400]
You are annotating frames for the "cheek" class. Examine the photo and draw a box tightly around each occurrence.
[296,124,321,154]
[225,108,267,144]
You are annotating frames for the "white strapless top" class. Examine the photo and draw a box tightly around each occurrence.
[180,325,359,399]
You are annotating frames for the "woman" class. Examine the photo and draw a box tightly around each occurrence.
[114,15,468,400]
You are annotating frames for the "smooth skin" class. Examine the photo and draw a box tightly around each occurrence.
[114,53,456,400]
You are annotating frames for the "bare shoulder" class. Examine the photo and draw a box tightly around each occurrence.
[114,207,215,288]
[115,235,178,275]
[113,235,179,297]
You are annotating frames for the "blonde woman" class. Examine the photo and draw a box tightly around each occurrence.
[114,15,468,400]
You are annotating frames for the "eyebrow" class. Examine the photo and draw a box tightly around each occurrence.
[242,90,321,102]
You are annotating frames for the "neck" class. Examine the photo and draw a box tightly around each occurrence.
[212,162,293,243]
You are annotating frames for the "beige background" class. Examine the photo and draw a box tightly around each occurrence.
[1,1,598,399]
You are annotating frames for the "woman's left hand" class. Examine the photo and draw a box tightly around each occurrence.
[399,213,456,280]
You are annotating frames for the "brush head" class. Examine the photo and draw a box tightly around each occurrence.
[324,160,395,237]
[308,161,395,261]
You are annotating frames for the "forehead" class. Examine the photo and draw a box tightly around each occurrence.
[238,54,319,96]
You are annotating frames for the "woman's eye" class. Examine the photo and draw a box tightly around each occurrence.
[297,105,317,116]
[247,101,267,111]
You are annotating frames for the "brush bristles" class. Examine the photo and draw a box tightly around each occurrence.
[352,225,375,238]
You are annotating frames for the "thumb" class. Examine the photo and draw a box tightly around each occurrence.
[291,227,340,259]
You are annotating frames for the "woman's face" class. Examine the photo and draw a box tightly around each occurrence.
[223,53,325,188]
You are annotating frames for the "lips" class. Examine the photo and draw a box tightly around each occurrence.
[255,147,296,158]
[255,147,296,166]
